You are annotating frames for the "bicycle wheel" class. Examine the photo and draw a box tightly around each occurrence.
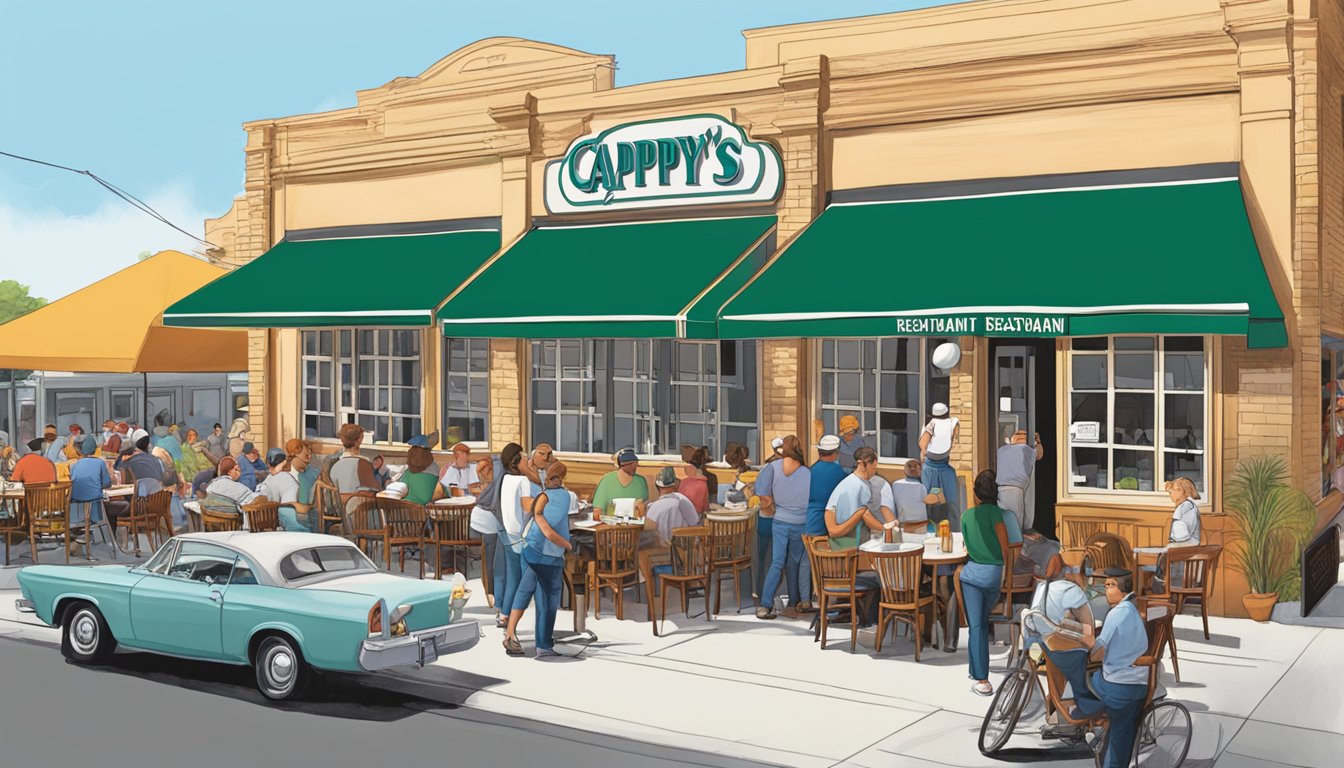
[1132,700,1192,768]
[979,666,1031,755]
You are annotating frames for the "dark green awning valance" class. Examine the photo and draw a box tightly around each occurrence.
[718,176,1287,348]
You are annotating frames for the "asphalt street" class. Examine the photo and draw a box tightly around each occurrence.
[0,629,775,768]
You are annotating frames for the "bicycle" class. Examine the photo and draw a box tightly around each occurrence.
[978,605,1192,768]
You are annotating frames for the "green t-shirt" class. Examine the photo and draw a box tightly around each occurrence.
[592,471,649,513]
[963,503,1008,565]
[403,471,440,506]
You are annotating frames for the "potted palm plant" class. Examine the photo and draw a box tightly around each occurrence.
[1224,455,1317,621]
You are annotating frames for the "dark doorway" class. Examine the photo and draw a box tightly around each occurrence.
[988,339,1059,539]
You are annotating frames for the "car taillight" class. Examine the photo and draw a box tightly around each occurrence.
[368,602,383,637]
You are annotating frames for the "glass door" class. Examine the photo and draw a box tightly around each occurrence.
[993,345,1037,516]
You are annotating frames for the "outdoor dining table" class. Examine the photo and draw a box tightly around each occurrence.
[1,483,133,500]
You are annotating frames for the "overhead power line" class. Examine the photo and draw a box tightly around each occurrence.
[0,149,221,252]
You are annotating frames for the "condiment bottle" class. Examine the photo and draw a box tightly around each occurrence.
[938,519,952,553]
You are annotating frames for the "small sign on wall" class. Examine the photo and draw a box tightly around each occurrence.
[1070,421,1100,443]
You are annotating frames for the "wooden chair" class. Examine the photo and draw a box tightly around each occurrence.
[806,537,878,652]
[379,497,428,577]
[1138,596,1181,683]
[653,526,711,636]
[345,494,385,562]
[426,504,481,582]
[314,481,344,535]
[1,495,27,565]
[1155,544,1222,641]
[123,490,175,556]
[201,508,243,532]
[802,533,828,638]
[871,548,935,660]
[242,499,282,532]
[25,482,73,564]
[1062,518,1109,566]
[707,516,753,616]
[591,525,641,620]
[1081,531,1135,584]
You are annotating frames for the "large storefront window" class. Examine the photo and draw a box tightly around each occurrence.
[816,338,951,461]
[530,339,758,457]
[443,338,490,445]
[301,329,422,443]
[1067,336,1207,497]
[1321,337,1344,496]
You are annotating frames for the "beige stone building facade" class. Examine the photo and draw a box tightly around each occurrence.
[191,0,1344,616]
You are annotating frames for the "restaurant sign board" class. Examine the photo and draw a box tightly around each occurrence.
[544,114,783,214]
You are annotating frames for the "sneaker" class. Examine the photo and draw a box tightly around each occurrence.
[972,680,994,696]
[535,648,560,658]
[755,606,776,620]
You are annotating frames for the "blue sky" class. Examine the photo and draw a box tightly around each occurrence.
[0,0,958,301]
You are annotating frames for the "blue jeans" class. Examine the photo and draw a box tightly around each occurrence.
[1076,671,1147,768]
[513,554,564,651]
[959,561,1003,681]
[760,520,805,608]
[754,514,773,597]
[1044,647,1091,701]
[483,533,507,606]
[923,457,962,532]
[499,544,523,618]
[278,505,309,532]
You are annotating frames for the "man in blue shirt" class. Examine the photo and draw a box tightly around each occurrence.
[797,435,847,613]
[1078,568,1151,768]
[68,435,112,555]
[238,442,263,491]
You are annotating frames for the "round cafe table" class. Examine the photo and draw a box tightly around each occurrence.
[922,542,969,652]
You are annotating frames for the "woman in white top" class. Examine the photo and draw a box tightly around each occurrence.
[495,444,536,629]
[918,402,963,531]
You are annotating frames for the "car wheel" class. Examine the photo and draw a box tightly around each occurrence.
[255,635,309,701]
[61,603,117,664]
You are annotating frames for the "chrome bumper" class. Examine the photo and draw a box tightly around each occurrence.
[14,598,34,613]
[358,619,479,671]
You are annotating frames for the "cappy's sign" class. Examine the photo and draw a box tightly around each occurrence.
[544,114,783,214]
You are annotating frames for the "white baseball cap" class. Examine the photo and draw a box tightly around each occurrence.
[770,436,784,453]
[816,435,841,451]
[932,402,949,417]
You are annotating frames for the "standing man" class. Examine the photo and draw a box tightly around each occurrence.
[1078,568,1151,768]
[836,415,867,474]
[798,434,846,613]
[997,430,1044,530]
[203,423,227,467]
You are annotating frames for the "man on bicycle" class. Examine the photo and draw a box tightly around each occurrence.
[1024,570,1095,739]
[1078,567,1149,768]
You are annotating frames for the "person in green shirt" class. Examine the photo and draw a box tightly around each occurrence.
[959,470,1012,697]
[401,446,440,506]
[591,447,649,516]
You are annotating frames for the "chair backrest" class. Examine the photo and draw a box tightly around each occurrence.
[1167,544,1222,596]
[202,509,243,532]
[809,541,858,588]
[708,517,751,563]
[345,493,382,534]
[594,525,640,574]
[24,482,72,526]
[138,489,174,518]
[1140,599,1175,705]
[315,481,343,522]
[1083,531,1135,575]
[380,498,427,539]
[872,548,924,606]
[242,500,282,532]
[669,526,710,577]
[426,504,472,542]
[1064,519,1109,552]
[993,521,1023,591]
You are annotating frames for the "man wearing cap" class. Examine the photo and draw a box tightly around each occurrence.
[592,448,648,517]
[638,467,701,613]
[1078,568,1150,768]
[12,438,57,485]
[997,430,1044,530]
[919,402,962,531]
[238,442,264,491]
[837,415,867,474]
[258,447,306,531]
[406,431,441,476]
[797,434,847,612]
[68,435,114,553]
[122,435,167,497]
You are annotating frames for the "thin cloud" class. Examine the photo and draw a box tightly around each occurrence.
[0,184,211,302]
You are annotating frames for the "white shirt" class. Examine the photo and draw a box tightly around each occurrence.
[1170,499,1201,545]
[891,478,928,524]
[922,416,959,456]
[258,471,299,505]
[646,491,699,546]
[499,474,534,545]
[439,463,480,491]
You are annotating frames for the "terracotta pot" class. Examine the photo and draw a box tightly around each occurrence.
[1242,592,1278,623]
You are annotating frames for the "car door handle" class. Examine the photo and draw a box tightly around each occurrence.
[208,590,222,604]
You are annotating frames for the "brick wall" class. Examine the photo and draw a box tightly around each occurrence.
[760,340,802,457]
[488,339,523,452]
[949,338,977,474]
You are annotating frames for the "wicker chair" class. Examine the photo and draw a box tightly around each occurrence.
[707,516,753,616]
[345,494,385,562]
[426,504,482,583]
[201,509,243,532]
[379,497,427,576]
[242,499,283,533]
[314,481,344,535]
[653,526,711,636]
[1,495,26,565]
[122,490,175,556]
[806,536,878,652]
[871,547,935,660]
[591,525,641,620]
[25,482,73,564]
[1154,544,1222,642]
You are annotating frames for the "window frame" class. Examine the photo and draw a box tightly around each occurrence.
[441,337,491,449]
[1064,334,1211,503]
[299,328,423,445]
[813,337,952,464]
[1321,336,1344,497]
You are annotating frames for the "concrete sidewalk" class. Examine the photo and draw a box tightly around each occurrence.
[2,566,1340,768]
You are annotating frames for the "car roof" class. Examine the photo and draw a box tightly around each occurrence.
[175,531,357,568]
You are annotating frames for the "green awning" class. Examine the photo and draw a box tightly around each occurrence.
[436,216,775,338]
[163,229,500,328]
[718,177,1288,348]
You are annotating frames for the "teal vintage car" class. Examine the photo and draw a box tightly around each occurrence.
[15,531,479,700]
